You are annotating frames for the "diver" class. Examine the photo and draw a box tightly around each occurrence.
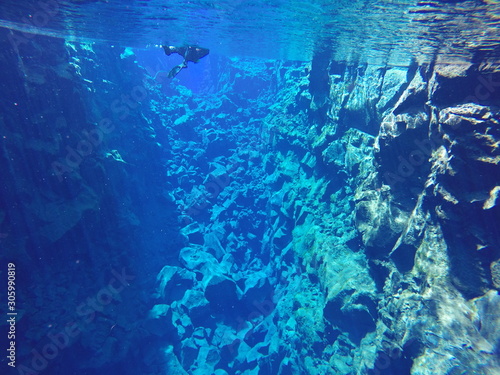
[162,45,210,78]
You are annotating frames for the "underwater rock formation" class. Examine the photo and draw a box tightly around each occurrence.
[1,27,499,375]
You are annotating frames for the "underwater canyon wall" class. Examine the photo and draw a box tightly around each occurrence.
[273,56,500,375]
[1,29,499,375]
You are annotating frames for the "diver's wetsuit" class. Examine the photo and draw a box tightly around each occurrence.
[162,45,210,78]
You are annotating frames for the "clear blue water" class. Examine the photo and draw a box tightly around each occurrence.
[2,0,499,63]
[1,1,500,375]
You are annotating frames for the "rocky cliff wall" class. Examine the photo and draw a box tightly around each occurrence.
[1,30,499,375]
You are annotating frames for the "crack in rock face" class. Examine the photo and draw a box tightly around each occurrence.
[1,16,500,375]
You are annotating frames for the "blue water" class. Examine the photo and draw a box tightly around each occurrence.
[2,0,499,63]
[1,1,500,375]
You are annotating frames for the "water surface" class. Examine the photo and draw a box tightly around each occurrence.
[1,0,499,65]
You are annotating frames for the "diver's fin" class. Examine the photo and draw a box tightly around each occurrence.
[163,45,174,56]
[167,62,188,78]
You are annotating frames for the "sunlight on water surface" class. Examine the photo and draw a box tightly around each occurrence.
[0,0,499,65]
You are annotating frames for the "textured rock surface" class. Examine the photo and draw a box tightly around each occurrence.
[357,63,500,374]
[1,26,499,375]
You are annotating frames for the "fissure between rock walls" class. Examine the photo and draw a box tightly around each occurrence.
[1,32,499,375]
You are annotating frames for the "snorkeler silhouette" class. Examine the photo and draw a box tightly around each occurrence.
[162,45,210,78]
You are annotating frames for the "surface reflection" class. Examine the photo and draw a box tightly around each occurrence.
[0,0,498,65]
